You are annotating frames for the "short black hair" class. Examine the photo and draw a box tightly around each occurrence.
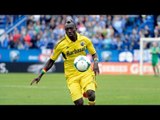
[66,18,74,24]
[65,18,76,29]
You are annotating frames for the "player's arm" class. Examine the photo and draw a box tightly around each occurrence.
[85,37,100,75]
[156,47,160,54]
[30,41,62,85]
[150,48,153,54]
[30,59,55,85]
[92,53,100,76]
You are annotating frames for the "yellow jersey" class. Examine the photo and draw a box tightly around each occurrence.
[50,32,96,77]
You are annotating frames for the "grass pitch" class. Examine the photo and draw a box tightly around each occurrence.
[0,73,160,105]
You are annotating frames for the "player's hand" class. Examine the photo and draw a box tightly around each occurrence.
[93,62,99,76]
[30,77,41,85]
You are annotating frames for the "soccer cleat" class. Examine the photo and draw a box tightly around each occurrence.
[88,101,95,105]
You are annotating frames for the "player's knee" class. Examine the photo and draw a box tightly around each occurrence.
[86,90,95,101]
[74,98,84,105]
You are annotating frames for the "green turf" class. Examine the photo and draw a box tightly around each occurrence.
[0,73,160,105]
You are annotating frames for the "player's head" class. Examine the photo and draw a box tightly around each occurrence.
[64,18,77,38]
[152,42,158,47]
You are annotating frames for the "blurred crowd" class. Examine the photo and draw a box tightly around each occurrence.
[0,15,160,50]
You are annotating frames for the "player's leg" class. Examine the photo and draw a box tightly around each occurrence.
[67,76,84,105]
[155,59,160,75]
[81,73,97,105]
[69,82,84,105]
[155,64,160,76]
[74,98,84,105]
[153,66,157,76]
[86,89,96,105]
[152,62,157,76]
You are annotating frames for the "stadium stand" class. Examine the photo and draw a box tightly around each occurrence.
[0,15,159,50]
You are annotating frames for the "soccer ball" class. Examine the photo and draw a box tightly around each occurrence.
[74,55,91,72]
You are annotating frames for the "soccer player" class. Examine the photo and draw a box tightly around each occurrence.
[30,18,100,105]
[150,42,160,76]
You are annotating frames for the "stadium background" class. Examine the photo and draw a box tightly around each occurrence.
[0,15,160,105]
[0,15,159,74]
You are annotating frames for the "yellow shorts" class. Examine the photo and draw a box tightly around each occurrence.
[66,72,97,102]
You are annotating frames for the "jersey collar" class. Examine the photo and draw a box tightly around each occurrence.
[65,32,80,43]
